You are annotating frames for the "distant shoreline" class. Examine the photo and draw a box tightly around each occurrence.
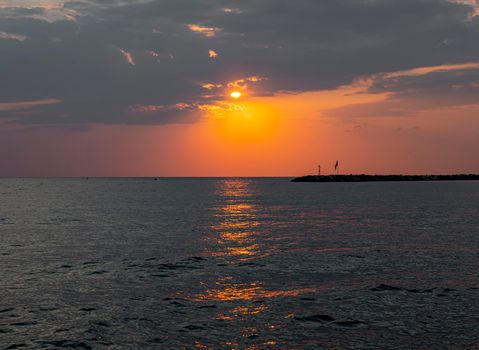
[291,174,479,182]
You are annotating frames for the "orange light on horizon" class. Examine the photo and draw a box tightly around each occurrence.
[230,91,242,99]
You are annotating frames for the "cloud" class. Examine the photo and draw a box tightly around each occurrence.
[227,76,267,90]
[0,1,80,22]
[129,102,191,112]
[0,98,61,111]
[1,0,479,125]
[188,24,222,38]
[201,83,222,90]
[146,50,161,62]
[324,62,479,118]
[381,62,479,79]
[0,31,28,41]
[451,0,479,15]
[119,48,136,66]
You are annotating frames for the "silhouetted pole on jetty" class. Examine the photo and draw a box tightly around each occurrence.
[318,165,321,176]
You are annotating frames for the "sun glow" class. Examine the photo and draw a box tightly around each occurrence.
[230,91,242,99]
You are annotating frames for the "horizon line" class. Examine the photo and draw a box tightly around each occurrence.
[1,173,479,179]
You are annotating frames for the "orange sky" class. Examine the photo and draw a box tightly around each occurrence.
[2,73,478,177]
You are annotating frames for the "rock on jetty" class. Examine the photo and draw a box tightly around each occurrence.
[291,174,479,182]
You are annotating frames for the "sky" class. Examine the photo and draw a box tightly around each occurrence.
[1,0,479,176]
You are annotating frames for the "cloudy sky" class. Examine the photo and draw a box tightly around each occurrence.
[1,0,479,176]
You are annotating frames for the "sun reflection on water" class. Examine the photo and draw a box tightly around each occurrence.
[194,278,314,302]
[192,179,314,348]
[207,179,263,262]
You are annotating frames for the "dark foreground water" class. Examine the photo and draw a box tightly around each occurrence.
[1,178,478,349]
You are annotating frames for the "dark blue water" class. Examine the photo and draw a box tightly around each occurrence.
[1,178,478,349]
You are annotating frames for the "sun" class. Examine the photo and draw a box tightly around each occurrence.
[230,91,242,99]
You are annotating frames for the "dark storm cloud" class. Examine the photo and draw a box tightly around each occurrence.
[1,0,479,125]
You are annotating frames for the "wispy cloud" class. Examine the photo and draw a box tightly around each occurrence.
[450,0,479,16]
[0,1,80,22]
[119,49,136,66]
[0,31,28,41]
[201,83,223,90]
[146,50,161,63]
[382,62,479,79]
[188,24,222,38]
[129,103,191,113]
[227,76,267,90]
[0,98,61,111]
[222,8,242,14]
[208,49,218,58]
[323,62,479,119]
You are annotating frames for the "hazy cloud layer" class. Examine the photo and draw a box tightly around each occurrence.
[1,0,479,125]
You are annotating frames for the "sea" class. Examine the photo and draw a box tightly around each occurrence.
[0,178,478,349]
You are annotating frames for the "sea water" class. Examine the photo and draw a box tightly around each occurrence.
[1,178,478,349]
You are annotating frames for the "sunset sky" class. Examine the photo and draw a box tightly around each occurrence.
[1,0,479,176]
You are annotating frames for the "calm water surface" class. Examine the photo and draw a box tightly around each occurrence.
[0,178,478,349]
